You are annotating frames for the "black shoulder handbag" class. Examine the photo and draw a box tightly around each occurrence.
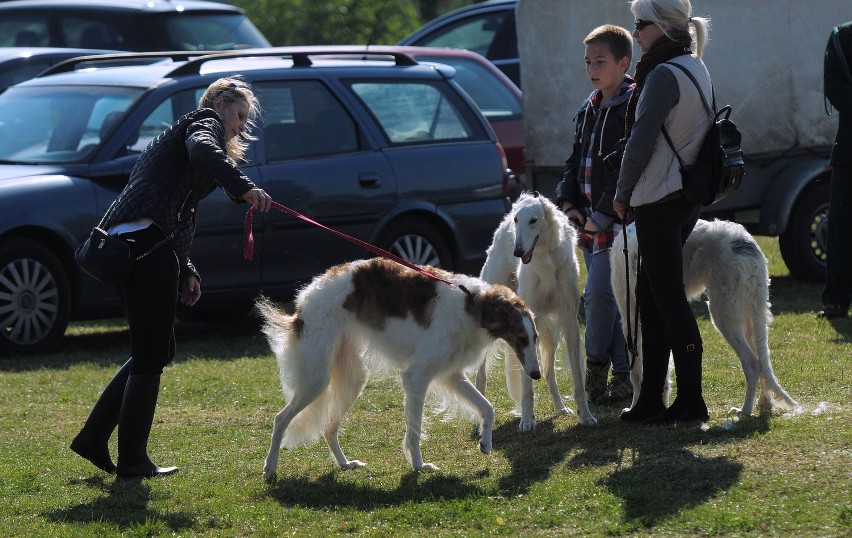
[75,197,184,285]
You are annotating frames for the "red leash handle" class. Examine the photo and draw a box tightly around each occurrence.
[244,201,474,299]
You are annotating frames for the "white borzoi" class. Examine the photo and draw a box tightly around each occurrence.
[477,192,596,430]
[610,219,799,415]
[257,257,541,479]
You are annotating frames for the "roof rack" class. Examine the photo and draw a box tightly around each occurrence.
[40,51,203,77]
[165,48,419,77]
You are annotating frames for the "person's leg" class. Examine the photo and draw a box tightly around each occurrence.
[821,166,852,317]
[636,199,707,422]
[583,250,611,402]
[70,357,133,473]
[116,226,180,478]
[586,249,631,404]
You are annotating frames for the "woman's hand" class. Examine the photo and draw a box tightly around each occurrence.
[180,275,201,306]
[562,204,586,227]
[242,187,272,212]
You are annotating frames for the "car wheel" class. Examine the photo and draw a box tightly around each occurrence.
[0,238,71,355]
[779,180,830,282]
[376,218,453,270]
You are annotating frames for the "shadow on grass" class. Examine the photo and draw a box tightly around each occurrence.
[264,469,484,509]
[45,476,197,533]
[1,314,269,372]
[491,412,772,527]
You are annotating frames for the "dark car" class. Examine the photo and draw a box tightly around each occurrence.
[0,0,270,51]
[0,47,117,92]
[305,45,525,187]
[0,48,513,354]
[399,0,519,87]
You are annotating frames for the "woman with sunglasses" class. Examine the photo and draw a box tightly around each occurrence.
[612,0,713,423]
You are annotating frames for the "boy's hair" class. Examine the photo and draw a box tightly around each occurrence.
[583,24,633,63]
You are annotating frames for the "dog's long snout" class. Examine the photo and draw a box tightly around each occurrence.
[513,245,525,258]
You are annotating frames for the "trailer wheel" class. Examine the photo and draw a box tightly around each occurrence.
[779,181,830,282]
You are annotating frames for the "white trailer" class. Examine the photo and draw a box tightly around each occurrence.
[517,0,852,280]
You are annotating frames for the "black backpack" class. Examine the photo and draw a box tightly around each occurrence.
[661,62,745,206]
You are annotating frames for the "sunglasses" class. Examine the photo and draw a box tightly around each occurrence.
[634,19,655,31]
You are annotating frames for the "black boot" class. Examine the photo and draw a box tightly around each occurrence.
[620,335,669,422]
[70,358,133,473]
[645,344,708,424]
[116,374,178,478]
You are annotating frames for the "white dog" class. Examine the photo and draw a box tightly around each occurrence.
[610,219,799,415]
[257,257,541,479]
[477,191,596,430]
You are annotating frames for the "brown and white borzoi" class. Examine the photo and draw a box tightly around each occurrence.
[611,219,800,416]
[257,258,541,479]
[477,192,596,430]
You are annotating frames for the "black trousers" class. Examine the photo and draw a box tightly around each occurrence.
[634,195,703,359]
[116,225,179,375]
[822,165,852,309]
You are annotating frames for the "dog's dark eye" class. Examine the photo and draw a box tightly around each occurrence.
[518,336,529,346]
[528,218,537,225]
[513,216,518,223]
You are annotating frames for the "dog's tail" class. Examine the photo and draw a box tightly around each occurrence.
[750,276,800,413]
[256,296,368,449]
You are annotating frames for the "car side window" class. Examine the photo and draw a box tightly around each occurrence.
[61,18,125,49]
[131,88,200,153]
[414,12,514,60]
[0,15,48,47]
[349,81,475,144]
[254,80,359,162]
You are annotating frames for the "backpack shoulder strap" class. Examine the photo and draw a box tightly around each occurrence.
[664,61,715,117]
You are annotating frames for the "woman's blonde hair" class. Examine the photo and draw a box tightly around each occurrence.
[199,75,260,163]
[631,0,710,57]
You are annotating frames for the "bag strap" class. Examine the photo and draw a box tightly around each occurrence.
[664,61,716,117]
[99,189,193,261]
[660,61,715,169]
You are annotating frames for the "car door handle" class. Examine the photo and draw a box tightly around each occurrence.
[358,174,381,188]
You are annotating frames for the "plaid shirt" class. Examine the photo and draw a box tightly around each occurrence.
[576,80,634,254]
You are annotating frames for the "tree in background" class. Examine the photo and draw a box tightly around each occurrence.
[231,0,475,46]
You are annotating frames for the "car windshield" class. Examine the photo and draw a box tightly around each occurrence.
[0,85,142,164]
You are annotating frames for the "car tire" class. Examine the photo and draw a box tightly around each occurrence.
[376,217,454,270]
[0,238,71,355]
[779,180,830,282]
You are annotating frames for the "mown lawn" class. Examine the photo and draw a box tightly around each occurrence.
[1,237,849,537]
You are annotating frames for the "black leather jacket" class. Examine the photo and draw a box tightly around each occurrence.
[104,108,256,281]
[826,21,852,167]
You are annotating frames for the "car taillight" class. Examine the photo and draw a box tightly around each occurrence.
[496,141,517,200]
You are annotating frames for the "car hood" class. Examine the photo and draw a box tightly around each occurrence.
[0,164,69,182]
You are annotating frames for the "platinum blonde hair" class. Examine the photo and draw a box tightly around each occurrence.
[631,0,710,57]
[199,75,260,163]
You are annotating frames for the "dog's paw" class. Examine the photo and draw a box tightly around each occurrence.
[263,459,278,482]
[417,463,438,472]
[340,460,366,470]
[578,414,598,426]
[518,417,536,432]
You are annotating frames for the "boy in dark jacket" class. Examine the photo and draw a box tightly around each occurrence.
[555,24,635,405]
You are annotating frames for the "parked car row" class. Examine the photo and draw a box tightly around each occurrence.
[0,47,518,354]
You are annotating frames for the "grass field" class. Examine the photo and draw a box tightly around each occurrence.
[1,237,850,537]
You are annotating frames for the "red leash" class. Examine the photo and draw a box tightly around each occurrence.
[244,201,474,299]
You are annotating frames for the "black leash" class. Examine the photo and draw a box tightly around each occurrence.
[622,222,640,370]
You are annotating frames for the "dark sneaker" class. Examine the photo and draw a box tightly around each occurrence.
[595,374,633,405]
[817,304,848,319]
[585,362,609,402]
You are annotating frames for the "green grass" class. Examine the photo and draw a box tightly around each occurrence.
[1,237,850,537]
